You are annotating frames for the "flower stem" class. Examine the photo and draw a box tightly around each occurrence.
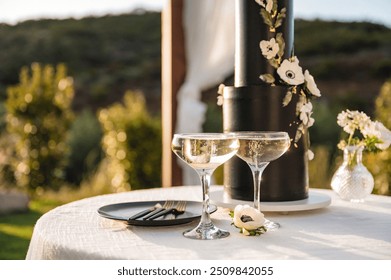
[347,130,355,146]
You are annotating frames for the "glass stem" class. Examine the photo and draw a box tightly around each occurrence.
[251,163,269,211]
[198,169,213,226]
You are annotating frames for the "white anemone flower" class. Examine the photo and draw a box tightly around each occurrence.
[277,57,305,86]
[233,205,265,231]
[304,70,321,97]
[260,38,279,60]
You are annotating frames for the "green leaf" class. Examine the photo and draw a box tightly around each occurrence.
[274,7,286,32]
[278,8,287,20]
[259,74,275,84]
[364,136,382,152]
[260,9,273,28]
[269,58,279,69]
[276,33,285,57]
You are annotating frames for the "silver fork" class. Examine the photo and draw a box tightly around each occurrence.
[147,201,187,220]
[142,200,174,220]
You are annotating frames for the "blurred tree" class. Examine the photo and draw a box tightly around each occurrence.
[98,91,161,191]
[65,109,103,185]
[5,63,74,194]
[366,79,391,195]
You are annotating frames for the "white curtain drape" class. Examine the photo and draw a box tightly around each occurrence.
[175,0,235,185]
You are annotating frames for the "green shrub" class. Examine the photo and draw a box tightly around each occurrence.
[65,109,103,185]
[5,63,74,194]
[366,79,391,195]
[98,91,161,191]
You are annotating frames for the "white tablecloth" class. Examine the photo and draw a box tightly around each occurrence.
[26,186,391,260]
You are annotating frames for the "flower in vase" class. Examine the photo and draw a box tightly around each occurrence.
[304,70,321,97]
[337,110,371,135]
[231,205,266,236]
[277,57,305,86]
[260,38,280,60]
[337,109,391,152]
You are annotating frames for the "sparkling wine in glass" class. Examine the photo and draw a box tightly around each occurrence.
[234,131,291,230]
[172,133,239,240]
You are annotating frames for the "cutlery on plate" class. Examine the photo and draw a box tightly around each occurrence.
[128,202,163,220]
[146,201,187,220]
[142,200,175,220]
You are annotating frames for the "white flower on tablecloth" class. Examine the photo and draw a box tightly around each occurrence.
[232,205,266,235]
[304,70,321,97]
[277,57,305,86]
[260,38,279,60]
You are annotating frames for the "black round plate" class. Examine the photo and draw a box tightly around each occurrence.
[97,200,217,226]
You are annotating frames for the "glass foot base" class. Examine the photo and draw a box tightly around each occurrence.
[264,219,280,231]
[183,222,230,240]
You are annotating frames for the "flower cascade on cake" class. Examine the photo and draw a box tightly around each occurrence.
[217,0,322,160]
[337,109,391,153]
[255,0,321,146]
[230,205,267,236]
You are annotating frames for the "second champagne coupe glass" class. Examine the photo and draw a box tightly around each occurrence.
[234,131,291,230]
[172,133,239,240]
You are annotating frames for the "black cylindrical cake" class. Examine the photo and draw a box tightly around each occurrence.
[223,0,309,202]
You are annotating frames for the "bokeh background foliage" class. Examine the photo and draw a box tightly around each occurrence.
[4,63,74,193]
[99,91,162,192]
[0,13,390,196]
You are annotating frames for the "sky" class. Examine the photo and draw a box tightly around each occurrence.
[0,0,390,27]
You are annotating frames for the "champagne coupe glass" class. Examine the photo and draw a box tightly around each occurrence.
[172,133,239,240]
[234,131,291,230]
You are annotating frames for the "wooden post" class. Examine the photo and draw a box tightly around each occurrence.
[161,0,186,187]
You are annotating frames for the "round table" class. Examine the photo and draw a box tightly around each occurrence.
[26,186,391,260]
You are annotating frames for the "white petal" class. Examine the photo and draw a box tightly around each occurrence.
[266,0,273,12]
[304,70,321,97]
[308,149,315,161]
